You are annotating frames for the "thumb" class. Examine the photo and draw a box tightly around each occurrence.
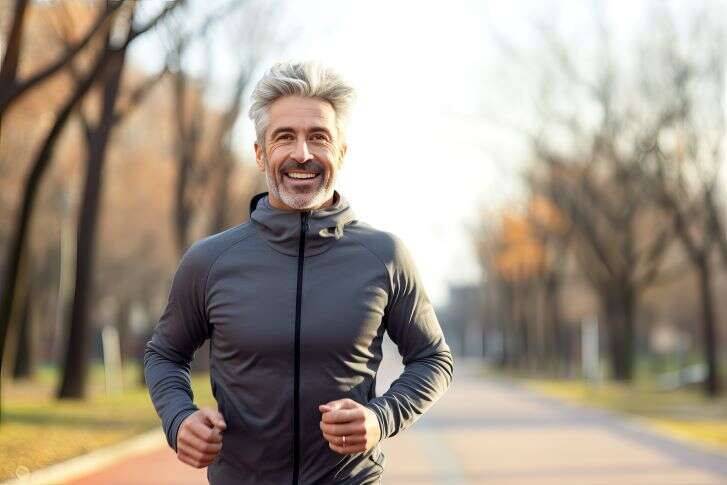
[200,408,227,431]
[319,400,343,413]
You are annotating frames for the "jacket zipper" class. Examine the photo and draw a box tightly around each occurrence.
[293,211,309,485]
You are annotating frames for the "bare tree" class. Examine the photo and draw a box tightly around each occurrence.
[524,175,573,374]
[164,0,281,255]
[206,1,283,234]
[525,14,676,381]
[0,0,182,417]
[56,3,181,399]
[640,7,726,396]
[0,0,122,135]
[0,14,117,391]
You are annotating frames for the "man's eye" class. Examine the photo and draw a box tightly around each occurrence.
[311,133,328,142]
[276,134,293,141]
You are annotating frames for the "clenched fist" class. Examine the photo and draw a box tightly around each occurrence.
[318,398,381,455]
[176,407,227,468]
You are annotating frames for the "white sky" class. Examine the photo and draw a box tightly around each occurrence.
[269,0,517,307]
[129,0,694,306]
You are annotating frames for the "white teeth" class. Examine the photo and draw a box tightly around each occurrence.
[286,172,317,179]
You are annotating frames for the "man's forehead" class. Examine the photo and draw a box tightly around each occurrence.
[267,96,337,132]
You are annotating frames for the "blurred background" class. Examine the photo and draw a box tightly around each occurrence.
[1,0,727,483]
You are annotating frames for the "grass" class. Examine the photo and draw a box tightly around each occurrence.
[0,362,215,481]
[483,366,727,454]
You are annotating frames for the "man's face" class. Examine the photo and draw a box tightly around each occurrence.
[255,95,347,211]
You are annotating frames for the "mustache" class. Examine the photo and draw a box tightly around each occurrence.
[280,160,323,174]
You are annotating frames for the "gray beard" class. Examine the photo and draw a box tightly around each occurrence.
[264,159,336,211]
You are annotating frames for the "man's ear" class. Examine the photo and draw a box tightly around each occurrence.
[338,142,348,169]
[254,142,265,171]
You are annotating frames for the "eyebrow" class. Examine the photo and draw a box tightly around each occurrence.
[268,126,333,140]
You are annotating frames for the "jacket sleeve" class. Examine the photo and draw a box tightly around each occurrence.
[365,236,454,440]
[144,242,211,452]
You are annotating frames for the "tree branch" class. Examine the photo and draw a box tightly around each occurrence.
[124,0,185,47]
[112,65,169,124]
[0,0,123,112]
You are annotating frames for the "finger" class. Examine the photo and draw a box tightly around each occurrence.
[322,408,362,424]
[319,400,344,413]
[181,446,218,464]
[199,408,227,431]
[322,432,366,446]
[192,442,219,460]
[338,398,360,409]
[211,414,227,431]
[320,398,359,412]
[328,441,365,455]
[181,455,213,468]
[178,436,221,459]
[178,447,216,468]
[320,421,362,436]
[178,451,201,468]
[188,421,223,444]
[189,421,223,444]
[178,432,222,455]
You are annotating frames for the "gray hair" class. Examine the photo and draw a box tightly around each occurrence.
[248,60,356,146]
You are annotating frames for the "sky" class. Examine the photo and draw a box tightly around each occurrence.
[128,0,686,306]
[268,0,518,306]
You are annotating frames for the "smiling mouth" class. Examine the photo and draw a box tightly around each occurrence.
[284,171,321,180]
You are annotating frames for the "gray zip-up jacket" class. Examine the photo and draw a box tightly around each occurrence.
[144,191,454,484]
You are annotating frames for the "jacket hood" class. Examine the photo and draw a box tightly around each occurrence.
[249,190,357,256]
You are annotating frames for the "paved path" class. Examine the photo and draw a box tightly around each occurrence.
[65,350,727,484]
[377,358,727,484]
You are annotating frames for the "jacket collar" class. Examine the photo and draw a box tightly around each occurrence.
[249,190,356,256]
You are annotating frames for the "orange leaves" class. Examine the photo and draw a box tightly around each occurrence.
[529,195,568,235]
[494,197,567,283]
[495,211,544,282]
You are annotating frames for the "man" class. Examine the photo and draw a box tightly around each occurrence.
[144,60,454,484]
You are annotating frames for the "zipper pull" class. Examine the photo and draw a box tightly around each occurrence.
[302,212,309,233]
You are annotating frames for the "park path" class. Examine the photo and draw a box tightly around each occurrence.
[65,349,727,484]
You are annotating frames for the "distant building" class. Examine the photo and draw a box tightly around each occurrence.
[438,283,484,357]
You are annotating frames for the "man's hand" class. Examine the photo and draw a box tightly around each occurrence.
[176,407,227,468]
[318,398,381,455]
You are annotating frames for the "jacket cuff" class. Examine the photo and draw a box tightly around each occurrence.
[365,400,388,443]
[168,405,199,452]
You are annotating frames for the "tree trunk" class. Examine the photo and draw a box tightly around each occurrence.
[603,285,636,381]
[209,156,234,234]
[497,281,513,368]
[57,52,126,399]
[516,285,529,370]
[115,297,130,366]
[0,43,112,421]
[0,0,29,135]
[11,287,33,379]
[544,271,565,374]
[173,71,194,256]
[0,244,30,381]
[696,257,721,397]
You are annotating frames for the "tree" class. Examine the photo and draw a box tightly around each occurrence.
[520,12,676,381]
[0,0,182,418]
[0,0,122,135]
[56,1,183,399]
[639,6,727,396]
[523,186,572,373]
[165,0,280,255]
[0,10,118,392]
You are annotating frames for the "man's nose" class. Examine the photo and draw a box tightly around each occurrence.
[291,138,313,163]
